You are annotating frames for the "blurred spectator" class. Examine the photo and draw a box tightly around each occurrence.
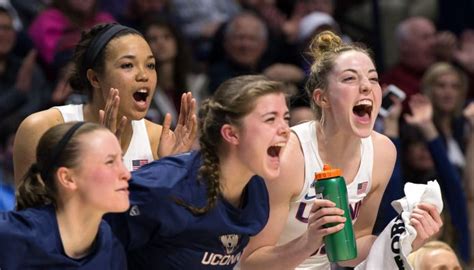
[463,102,474,268]
[421,62,470,171]
[170,0,241,61]
[0,7,50,145]
[208,12,304,93]
[117,0,171,32]
[375,94,470,262]
[381,17,436,110]
[28,0,115,75]
[407,240,462,270]
[143,16,208,127]
[381,17,458,112]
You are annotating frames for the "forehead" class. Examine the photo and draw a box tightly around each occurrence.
[249,92,287,113]
[332,50,375,73]
[78,130,120,156]
[105,34,152,59]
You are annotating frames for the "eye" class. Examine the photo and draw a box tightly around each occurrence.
[121,63,133,69]
[370,77,379,83]
[265,117,275,123]
[147,63,156,69]
[284,116,291,123]
[343,76,355,82]
[106,159,115,165]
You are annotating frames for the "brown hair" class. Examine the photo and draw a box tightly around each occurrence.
[176,75,288,214]
[305,30,374,121]
[16,122,107,210]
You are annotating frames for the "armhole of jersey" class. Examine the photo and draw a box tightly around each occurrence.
[289,128,311,203]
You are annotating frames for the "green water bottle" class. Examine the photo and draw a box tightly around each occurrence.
[314,164,357,262]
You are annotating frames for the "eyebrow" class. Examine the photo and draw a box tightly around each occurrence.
[261,111,290,117]
[342,68,378,74]
[119,55,155,60]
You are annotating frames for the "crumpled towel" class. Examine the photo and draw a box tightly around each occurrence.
[355,180,443,270]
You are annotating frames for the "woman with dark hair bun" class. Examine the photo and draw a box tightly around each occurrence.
[14,23,197,186]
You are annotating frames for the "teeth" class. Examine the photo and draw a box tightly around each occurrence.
[137,89,148,93]
[271,142,286,147]
[356,99,372,106]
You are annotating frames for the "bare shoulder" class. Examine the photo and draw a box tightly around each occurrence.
[13,108,63,183]
[144,119,163,159]
[370,131,396,186]
[17,108,64,136]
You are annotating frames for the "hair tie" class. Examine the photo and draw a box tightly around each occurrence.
[42,122,86,181]
[30,164,40,174]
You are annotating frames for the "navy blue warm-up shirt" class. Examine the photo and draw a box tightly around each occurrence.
[108,151,270,270]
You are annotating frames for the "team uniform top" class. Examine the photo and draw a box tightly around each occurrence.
[108,151,270,270]
[0,205,126,270]
[54,104,154,171]
[277,121,374,269]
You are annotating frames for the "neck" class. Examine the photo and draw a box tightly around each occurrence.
[158,62,175,91]
[316,121,361,172]
[56,201,102,259]
[217,150,253,208]
[438,115,452,137]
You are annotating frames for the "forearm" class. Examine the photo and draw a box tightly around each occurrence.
[338,234,377,267]
[241,234,316,270]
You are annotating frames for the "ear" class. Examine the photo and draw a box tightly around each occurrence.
[220,124,240,145]
[55,167,78,191]
[86,68,100,89]
[312,89,329,108]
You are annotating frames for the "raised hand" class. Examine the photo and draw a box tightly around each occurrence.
[410,203,443,251]
[404,94,438,140]
[305,199,346,254]
[158,92,197,158]
[99,88,127,140]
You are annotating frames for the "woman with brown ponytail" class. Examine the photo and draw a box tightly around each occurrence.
[0,122,130,269]
[106,75,291,269]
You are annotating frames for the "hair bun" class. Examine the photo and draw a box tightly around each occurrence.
[309,30,342,61]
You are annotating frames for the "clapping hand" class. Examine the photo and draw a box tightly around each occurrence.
[158,92,197,158]
[99,88,127,140]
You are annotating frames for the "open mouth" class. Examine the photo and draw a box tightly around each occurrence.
[352,99,373,119]
[267,143,286,157]
[133,89,149,103]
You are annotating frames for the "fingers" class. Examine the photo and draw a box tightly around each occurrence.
[102,88,120,130]
[161,113,172,136]
[307,199,346,235]
[177,92,190,126]
[115,116,127,140]
[410,203,442,241]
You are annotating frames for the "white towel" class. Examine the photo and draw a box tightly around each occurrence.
[355,180,443,270]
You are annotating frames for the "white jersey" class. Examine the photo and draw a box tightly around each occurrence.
[277,121,374,269]
[54,104,154,171]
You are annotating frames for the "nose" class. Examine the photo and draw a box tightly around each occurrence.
[136,67,149,82]
[279,122,290,139]
[360,78,372,94]
[120,162,131,181]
